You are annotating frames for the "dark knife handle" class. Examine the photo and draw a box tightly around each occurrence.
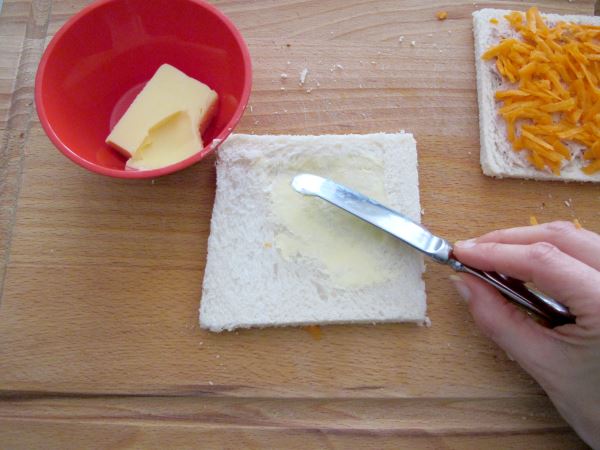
[448,258,576,327]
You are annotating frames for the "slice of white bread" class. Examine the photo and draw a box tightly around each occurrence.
[200,133,427,332]
[473,8,600,182]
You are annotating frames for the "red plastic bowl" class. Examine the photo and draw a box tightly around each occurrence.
[35,0,252,178]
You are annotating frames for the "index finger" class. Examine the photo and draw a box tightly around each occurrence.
[475,221,600,271]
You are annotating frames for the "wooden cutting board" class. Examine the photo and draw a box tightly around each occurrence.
[0,0,597,448]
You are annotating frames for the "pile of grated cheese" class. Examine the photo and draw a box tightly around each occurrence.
[482,7,600,175]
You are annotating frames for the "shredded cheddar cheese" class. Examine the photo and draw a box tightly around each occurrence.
[304,325,322,340]
[529,215,539,225]
[436,11,448,20]
[573,218,583,229]
[482,7,600,175]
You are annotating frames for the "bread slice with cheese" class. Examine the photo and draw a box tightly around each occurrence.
[473,8,600,182]
[200,133,427,332]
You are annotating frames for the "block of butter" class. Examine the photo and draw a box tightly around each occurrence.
[106,64,218,170]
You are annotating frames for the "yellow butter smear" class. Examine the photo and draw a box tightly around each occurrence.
[270,155,400,289]
[482,6,600,175]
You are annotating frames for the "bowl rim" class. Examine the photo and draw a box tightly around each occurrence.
[35,0,252,179]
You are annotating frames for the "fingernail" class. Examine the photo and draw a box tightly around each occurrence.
[450,275,471,302]
[455,239,477,249]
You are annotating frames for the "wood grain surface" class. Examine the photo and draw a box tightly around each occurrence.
[0,0,597,448]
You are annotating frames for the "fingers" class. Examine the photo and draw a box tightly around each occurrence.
[475,221,600,271]
[451,273,556,374]
[453,240,600,318]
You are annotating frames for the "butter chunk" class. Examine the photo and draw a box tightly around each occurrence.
[126,111,198,171]
[106,64,218,168]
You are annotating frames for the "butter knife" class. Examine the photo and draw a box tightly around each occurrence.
[292,173,575,327]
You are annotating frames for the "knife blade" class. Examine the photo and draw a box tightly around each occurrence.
[291,173,452,263]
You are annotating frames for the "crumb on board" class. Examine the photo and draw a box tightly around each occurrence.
[573,218,582,229]
[410,40,416,47]
[398,35,404,43]
[304,325,322,340]
[564,199,572,208]
[299,68,308,85]
[529,215,539,225]
[280,73,288,79]
[436,11,448,20]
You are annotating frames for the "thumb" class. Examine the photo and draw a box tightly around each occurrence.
[451,273,557,374]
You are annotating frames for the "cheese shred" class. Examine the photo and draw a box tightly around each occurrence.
[304,325,322,340]
[482,7,600,175]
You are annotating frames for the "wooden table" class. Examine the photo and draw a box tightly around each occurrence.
[1,1,598,448]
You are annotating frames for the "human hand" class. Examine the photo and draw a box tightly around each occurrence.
[452,221,600,449]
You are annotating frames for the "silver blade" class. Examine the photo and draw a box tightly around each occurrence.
[291,174,452,263]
